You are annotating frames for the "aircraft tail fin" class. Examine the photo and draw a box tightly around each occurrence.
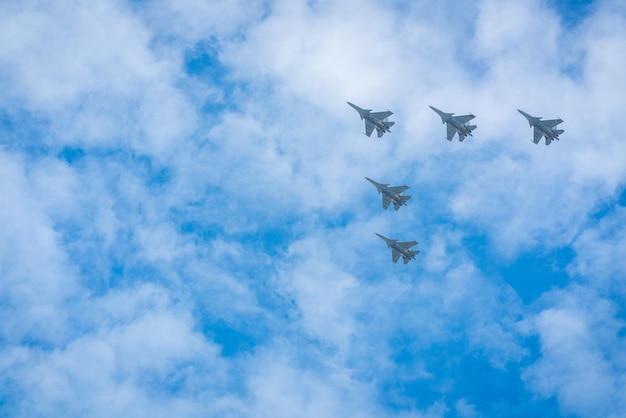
[378,121,394,137]
[393,195,411,211]
[403,250,420,264]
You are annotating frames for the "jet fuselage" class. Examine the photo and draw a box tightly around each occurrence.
[429,105,476,140]
[517,109,564,143]
[375,233,418,263]
[365,178,405,207]
[347,102,393,135]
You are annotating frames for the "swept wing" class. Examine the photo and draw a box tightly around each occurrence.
[388,185,409,194]
[453,114,475,124]
[370,110,393,121]
[542,118,563,128]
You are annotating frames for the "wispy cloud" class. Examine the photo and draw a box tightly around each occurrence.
[1,0,626,417]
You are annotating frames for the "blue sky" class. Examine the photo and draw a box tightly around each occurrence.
[1,0,626,417]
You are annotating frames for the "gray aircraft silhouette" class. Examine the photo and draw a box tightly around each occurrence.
[429,105,476,142]
[365,177,410,211]
[347,102,394,138]
[518,109,564,145]
[375,233,419,264]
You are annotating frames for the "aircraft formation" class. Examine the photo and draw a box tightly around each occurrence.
[348,102,565,264]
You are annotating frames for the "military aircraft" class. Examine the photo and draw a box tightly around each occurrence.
[429,105,476,142]
[347,102,394,138]
[517,109,564,145]
[365,177,410,211]
[375,233,419,264]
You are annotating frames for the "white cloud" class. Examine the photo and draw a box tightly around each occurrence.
[522,288,626,417]
[568,206,626,296]
[455,397,479,418]
[2,0,626,417]
[0,0,197,156]
[3,285,229,418]
[0,0,156,109]
[275,234,360,348]
[214,0,626,262]
[244,349,379,418]
[0,150,82,345]
[473,0,561,71]
[133,0,265,45]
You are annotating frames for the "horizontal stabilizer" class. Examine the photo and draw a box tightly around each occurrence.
[533,127,543,144]
[383,195,391,209]
[467,124,477,132]
[402,250,419,264]
[446,123,456,141]
[387,121,395,128]
[393,196,411,211]
[553,129,564,136]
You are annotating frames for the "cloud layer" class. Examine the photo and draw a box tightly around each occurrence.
[1,0,626,417]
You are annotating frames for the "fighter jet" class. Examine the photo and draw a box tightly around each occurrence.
[375,233,419,264]
[365,177,410,211]
[429,105,476,142]
[347,102,394,138]
[517,109,564,145]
